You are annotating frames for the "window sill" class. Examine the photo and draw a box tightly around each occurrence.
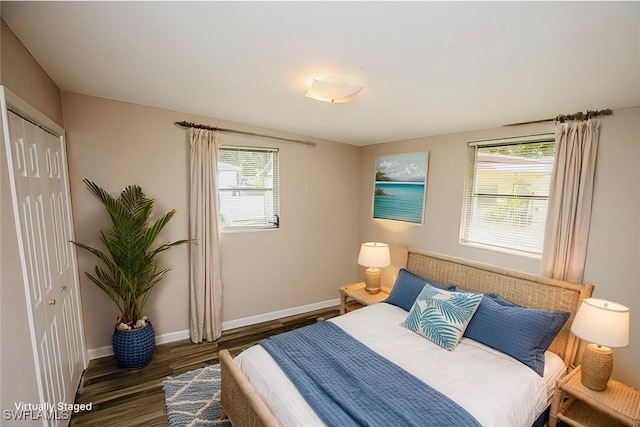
[221,227,279,234]
[459,240,542,260]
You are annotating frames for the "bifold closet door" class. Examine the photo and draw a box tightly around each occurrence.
[6,110,85,424]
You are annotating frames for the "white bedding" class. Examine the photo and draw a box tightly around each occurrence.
[236,303,567,427]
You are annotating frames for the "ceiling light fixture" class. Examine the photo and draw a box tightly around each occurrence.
[305,77,364,104]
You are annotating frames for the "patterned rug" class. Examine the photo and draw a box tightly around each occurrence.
[162,364,232,426]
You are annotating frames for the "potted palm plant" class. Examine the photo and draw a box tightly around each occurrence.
[73,179,190,368]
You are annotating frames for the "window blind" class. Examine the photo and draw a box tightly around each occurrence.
[461,134,555,256]
[218,146,279,230]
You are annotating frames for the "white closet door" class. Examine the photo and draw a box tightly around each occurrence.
[42,121,85,402]
[6,109,85,426]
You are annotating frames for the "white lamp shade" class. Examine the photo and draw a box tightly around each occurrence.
[571,298,630,348]
[305,78,364,103]
[357,242,390,268]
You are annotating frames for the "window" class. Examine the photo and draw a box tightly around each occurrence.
[460,134,555,256]
[218,146,279,230]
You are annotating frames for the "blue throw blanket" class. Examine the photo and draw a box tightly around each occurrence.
[260,321,481,427]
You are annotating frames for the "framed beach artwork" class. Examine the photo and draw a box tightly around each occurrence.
[372,152,428,224]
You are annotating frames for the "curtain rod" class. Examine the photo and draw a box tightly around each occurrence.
[503,108,613,127]
[175,121,316,147]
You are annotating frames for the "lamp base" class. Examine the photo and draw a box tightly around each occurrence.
[364,268,381,294]
[581,343,613,391]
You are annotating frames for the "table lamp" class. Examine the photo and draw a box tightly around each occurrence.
[570,298,630,391]
[357,242,390,294]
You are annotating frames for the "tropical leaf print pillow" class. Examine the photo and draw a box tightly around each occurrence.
[401,284,483,351]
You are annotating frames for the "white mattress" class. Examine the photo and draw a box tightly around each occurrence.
[236,303,567,427]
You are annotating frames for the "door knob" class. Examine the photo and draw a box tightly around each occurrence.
[61,285,67,291]
[48,299,56,305]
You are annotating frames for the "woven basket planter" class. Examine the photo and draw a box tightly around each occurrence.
[112,322,155,369]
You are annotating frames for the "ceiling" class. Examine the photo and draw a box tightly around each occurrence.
[2,1,639,146]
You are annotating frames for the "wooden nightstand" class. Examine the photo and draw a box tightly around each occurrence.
[339,282,391,315]
[549,365,640,427]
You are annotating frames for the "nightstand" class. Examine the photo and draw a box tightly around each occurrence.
[549,365,640,427]
[339,282,391,315]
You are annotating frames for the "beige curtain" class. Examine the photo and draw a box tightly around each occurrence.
[189,128,223,343]
[540,120,599,283]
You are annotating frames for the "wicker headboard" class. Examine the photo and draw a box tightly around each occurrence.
[401,247,594,367]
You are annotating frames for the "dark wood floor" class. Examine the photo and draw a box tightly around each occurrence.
[70,306,340,426]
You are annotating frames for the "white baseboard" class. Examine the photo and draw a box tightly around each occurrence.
[88,345,116,360]
[87,298,339,360]
[220,298,340,330]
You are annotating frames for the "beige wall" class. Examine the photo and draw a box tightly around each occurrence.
[0,20,63,126]
[359,122,553,275]
[359,107,640,387]
[3,8,638,401]
[582,107,640,387]
[1,18,62,421]
[61,91,361,351]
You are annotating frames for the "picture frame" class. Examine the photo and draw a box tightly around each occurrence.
[372,152,428,224]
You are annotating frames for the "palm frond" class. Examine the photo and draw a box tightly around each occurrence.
[71,180,191,325]
[419,309,461,350]
[428,294,480,324]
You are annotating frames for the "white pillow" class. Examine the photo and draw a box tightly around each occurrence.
[401,284,482,351]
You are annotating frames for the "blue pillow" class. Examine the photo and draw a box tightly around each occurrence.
[486,293,518,307]
[401,284,483,351]
[463,295,570,376]
[455,288,519,307]
[385,269,456,311]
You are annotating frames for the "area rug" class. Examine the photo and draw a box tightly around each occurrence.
[162,364,232,426]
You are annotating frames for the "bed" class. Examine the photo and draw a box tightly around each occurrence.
[219,248,594,426]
